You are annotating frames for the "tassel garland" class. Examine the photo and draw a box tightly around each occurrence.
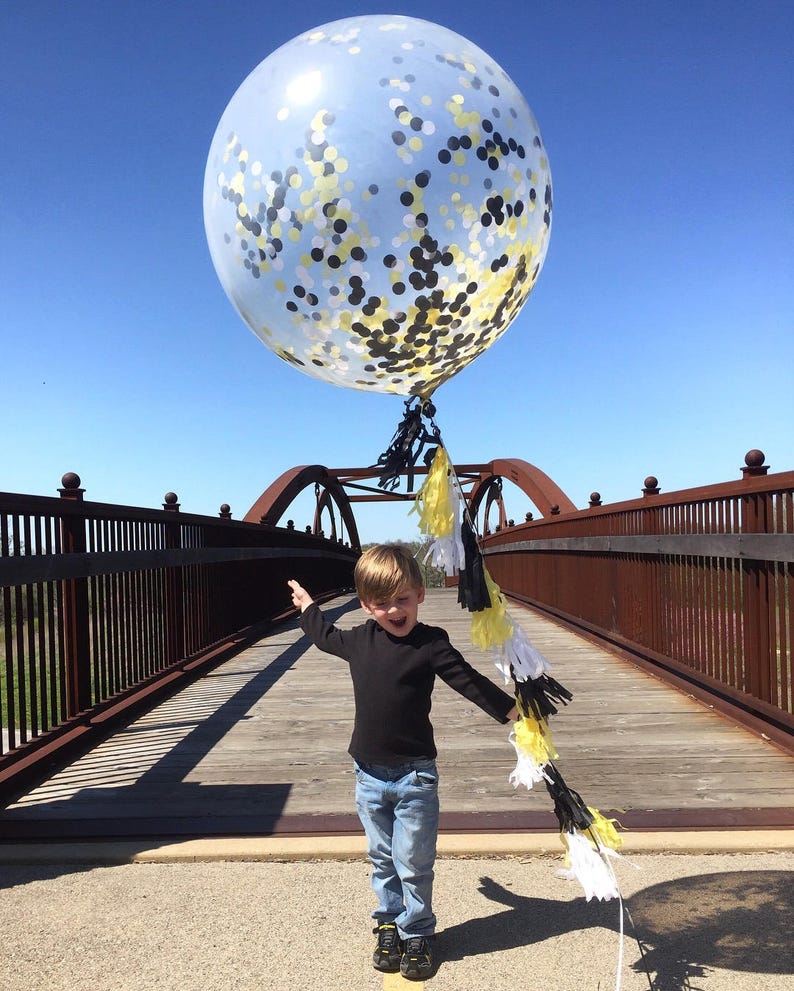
[387,410,624,904]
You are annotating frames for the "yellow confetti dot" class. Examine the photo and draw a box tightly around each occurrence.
[237,202,248,219]
[453,150,466,167]
[452,93,464,104]
[289,228,301,242]
[289,173,302,189]
[421,94,432,105]
[335,157,349,173]
[408,136,422,152]
[325,146,338,161]
[274,279,286,292]
[348,45,360,54]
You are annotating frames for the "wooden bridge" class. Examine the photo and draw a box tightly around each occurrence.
[1,448,792,836]
[2,588,793,840]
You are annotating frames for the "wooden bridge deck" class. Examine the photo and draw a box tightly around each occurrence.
[2,589,794,839]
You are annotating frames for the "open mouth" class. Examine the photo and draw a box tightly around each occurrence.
[389,616,407,628]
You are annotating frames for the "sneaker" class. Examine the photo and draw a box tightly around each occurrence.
[372,922,402,972]
[400,935,433,980]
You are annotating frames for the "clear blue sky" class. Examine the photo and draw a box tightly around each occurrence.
[2,0,792,543]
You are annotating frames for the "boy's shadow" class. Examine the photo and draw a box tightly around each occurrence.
[437,871,794,990]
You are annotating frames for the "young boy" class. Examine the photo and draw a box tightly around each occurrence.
[288,543,517,980]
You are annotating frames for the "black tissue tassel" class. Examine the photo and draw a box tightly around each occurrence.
[457,517,491,611]
[515,674,574,721]
[543,762,595,833]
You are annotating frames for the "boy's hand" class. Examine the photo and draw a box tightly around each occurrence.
[288,579,314,612]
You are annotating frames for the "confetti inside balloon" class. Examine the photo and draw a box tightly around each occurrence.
[204,14,552,398]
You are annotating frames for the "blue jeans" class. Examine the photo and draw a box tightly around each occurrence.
[354,759,439,938]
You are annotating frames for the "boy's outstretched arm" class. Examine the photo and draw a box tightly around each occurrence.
[288,579,314,612]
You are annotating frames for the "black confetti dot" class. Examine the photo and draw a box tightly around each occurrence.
[392,131,406,146]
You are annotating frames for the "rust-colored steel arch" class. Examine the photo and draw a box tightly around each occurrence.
[244,465,362,551]
[468,458,577,522]
[246,458,575,551]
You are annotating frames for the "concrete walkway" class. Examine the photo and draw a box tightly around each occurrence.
[1,834,793,991]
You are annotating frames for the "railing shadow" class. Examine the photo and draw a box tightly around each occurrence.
[437,871,794,989]
[0,599,361,846]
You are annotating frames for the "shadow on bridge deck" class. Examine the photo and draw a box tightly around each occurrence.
[1,589,794,842]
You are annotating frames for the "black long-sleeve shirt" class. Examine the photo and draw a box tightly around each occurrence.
[300,601,514,765]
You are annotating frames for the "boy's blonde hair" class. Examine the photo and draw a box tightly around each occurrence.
[355,543,423,603]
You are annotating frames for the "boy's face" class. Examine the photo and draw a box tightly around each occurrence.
[360,584,425,638]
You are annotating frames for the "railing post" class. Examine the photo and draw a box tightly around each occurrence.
[741,450,771,700]
[163,492,184,666]
[59,473,92,715]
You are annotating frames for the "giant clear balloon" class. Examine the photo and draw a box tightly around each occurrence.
[204,14,552,399]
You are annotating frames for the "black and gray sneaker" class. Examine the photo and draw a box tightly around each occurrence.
[372,922,403,972]
[400,935,433,980]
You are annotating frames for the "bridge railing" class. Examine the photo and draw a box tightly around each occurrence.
[0,473,357,789]
[482,454,794,751]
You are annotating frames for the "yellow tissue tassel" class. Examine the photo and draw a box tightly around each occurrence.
[470,568,513,649]
[410,446,454,538]
[513,714,558,765]
[585,807,623,853]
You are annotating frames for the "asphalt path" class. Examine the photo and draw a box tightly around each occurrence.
[1,840,793,991]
